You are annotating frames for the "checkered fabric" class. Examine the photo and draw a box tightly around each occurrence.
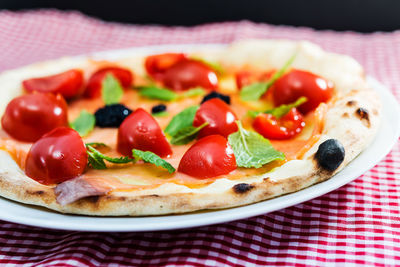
[0,10,399,266]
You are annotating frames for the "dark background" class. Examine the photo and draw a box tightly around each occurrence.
[2,0,400,32]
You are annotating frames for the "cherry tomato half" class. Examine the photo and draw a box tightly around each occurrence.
[1,93,68,142]
[25,127,88,185]
[84,67,134,98]
[252,108,305,140]
[145,53,187,81]
[23,69,84,99]
[178,135,237,179]
[117,108,172,158]
[193,98,238,139]
[162,59,218,91]
[272,69,334,114]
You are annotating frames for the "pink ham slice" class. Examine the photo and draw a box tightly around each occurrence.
[55,176,116,205]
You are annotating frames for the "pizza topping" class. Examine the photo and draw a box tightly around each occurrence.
[94,104,132,128]
[315,139,345,171]
[252,108,305,140]
[178,135,237,178]
[70,110,96,136]
[23,69,84,100]
[162,59,218,91]
[117,108,172,157]
[190,57,224,75]
[182,88,206,98]
[101,74,124,105]
[84,67,133,98]
[86,144,134,170]
[272,69,334,114]
[240,54,296,101]
[164,106,199,137]
[25,127,88,185]
[1,93,68,142]
[151,104,167,114]
[248,97,307,118]
[139,86,178,101]
[132,149,176,173]
[55,176,116,205]
[193,98,238,138]
[170,122,209,145]
[235,70,274,89]
[201,91,231,105]
[228,121,285,168]
[145,53,187,81]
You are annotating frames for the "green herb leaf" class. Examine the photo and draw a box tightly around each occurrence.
[228,121,285,168]
[240,54,297,101]
[152,111,170,117]
[69,110,96,136]
[265,97,307,118]
[132,149,176,173]
[87,151,107,169]
[139,86,178,101]
[86,145,134,169]
[102,73,124,105]
[191,57,224,74]
[247,97,307,119]
[85,142,108,148]
[164,106,199,137]
[181,87,206,98]
[170,122,209,145]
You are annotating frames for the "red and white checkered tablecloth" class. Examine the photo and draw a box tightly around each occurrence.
[0,9,400,266]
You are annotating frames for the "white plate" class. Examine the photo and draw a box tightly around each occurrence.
[0,45,399,232]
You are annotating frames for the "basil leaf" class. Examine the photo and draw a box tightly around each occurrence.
[69,110,96,136]
[139,86,178,101]
[86,145,134,169]
[170,122,209,145]
[102,73,124,105]
[240,54,296,101]
[164,106,199,136]
[87,151,107,169]
[181,88,206,98]
[247,97,307,119]
[228,121,285,168]
[85,142,108,148]
[132,149,176,173]
[265,97,307,119]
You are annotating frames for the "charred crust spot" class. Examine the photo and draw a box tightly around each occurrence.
[342,112,349,118]
[150,194,160,198]
[35,190,44,195]
[347,100,356,106]
[356,107,370,126]
[315,139,345,172]
[233,183,254,194]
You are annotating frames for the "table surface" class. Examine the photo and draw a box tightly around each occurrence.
[0,10,400,266]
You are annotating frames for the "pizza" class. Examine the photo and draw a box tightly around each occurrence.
[0,39,380,216]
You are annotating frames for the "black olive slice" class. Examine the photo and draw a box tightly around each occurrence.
[201,91,231,105]
[151,104,167,114]
[315,139,345,171]
[94,104,132,128]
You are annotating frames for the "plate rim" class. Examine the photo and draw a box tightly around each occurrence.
[0,44,398,232]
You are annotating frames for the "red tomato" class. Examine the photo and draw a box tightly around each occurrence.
[162,59,218,91]
[193,98,238,139]
[117,108,172,158]
[272,69,334,114]
[235,70,274,89]
[1,93,68,142]
[252,108,305,140]
[84,67,134,98]
[145,53,187,81]
[178,135,237,178]
[23,69,84,99]
[25,127,88,185]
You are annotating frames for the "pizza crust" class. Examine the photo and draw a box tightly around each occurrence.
[0,39,381,216]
